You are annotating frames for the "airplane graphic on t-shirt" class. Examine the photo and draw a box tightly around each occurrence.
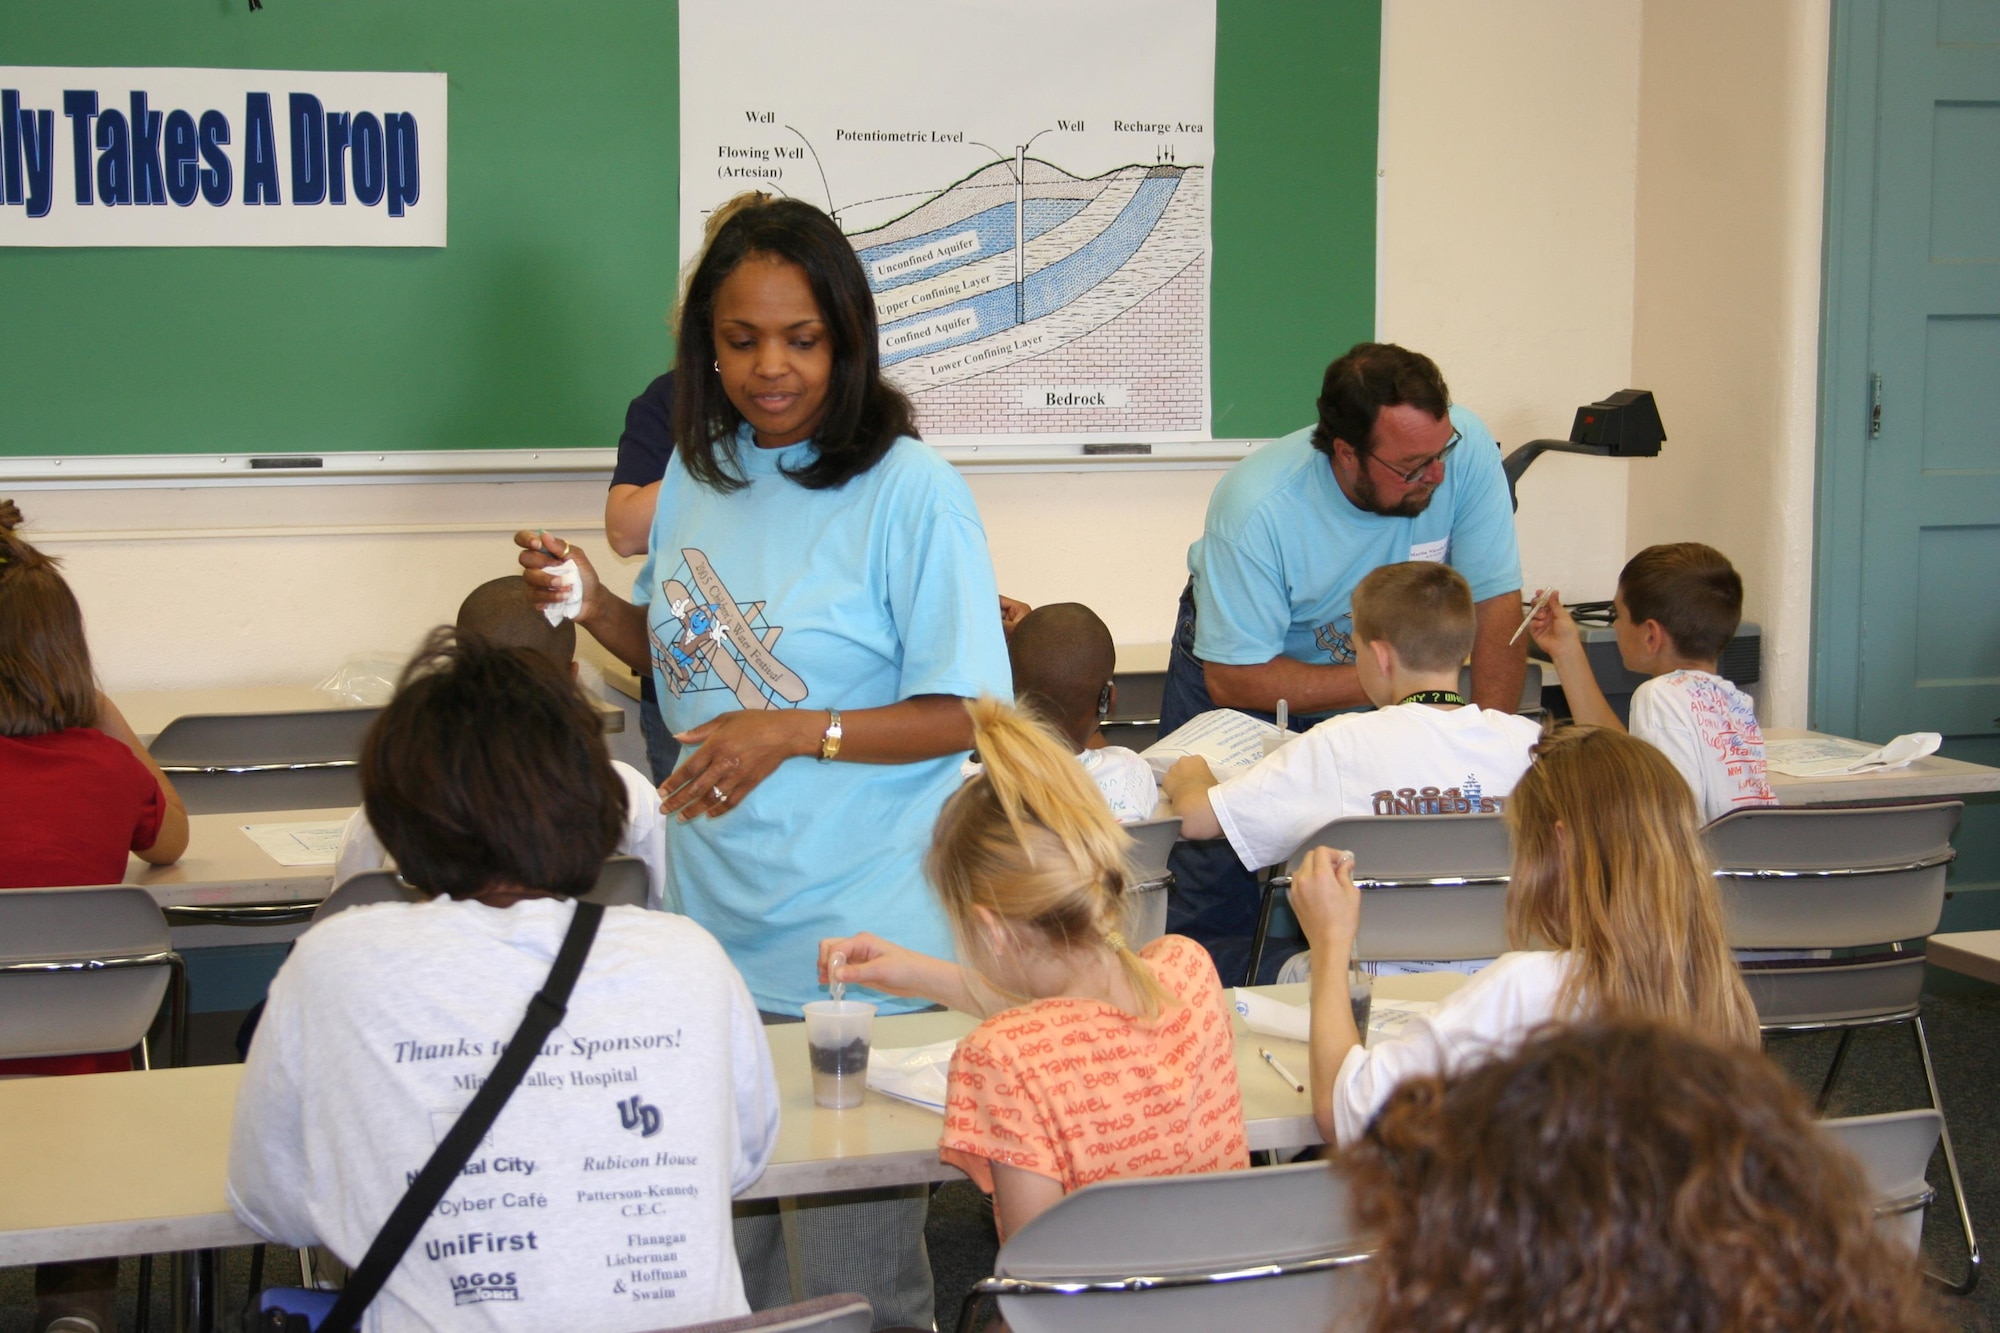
[650,548,809,710]
[1313,611,1356,665]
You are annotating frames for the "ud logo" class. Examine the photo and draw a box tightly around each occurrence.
[619,1094,662,1138]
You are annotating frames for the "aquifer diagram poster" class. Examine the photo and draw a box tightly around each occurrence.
[679,0,1215,445]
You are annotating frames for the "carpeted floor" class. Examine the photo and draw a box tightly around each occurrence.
[5,981,1997,1332]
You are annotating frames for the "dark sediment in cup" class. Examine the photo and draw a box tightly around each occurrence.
[809,1036,871,1078]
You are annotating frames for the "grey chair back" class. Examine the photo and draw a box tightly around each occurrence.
[1290,814,1514,962]
[1709,803,1978,1293]
[647,1293,872,1333]
[0,885,186,1066]
[151,706,381,815]
[1123,816,1180,948]
[1821,1110,1942,1256]
[312,855,652,925]
[1704,802,1960,1026]
[967,1160,1369,1333]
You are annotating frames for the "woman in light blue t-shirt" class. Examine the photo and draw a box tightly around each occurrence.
[518,197,1009,1327]
[518,196,1010,1017]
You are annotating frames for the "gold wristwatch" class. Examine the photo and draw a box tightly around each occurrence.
[818,708,843,762]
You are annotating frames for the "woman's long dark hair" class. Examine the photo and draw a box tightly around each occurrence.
[672,197,915,492]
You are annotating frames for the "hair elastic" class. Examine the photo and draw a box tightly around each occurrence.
[1104,930,1128,954]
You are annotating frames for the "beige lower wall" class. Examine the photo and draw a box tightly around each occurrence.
[21,468,1225,692]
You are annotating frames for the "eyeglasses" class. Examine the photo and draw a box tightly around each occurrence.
[1364,428,1462,485]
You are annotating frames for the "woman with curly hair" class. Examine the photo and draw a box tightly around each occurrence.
[1342,1020,1944,1333]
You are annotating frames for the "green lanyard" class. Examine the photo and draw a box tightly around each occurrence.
[1398,690,1467,707]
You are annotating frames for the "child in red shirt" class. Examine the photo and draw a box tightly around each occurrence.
[0,508,189,1333]
[0,513,187,890]
[822,698,1247,1239]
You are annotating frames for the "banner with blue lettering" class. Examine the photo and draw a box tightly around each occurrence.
[0,67,445,246]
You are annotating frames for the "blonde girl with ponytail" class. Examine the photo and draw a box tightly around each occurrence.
[821,697,1249,1238]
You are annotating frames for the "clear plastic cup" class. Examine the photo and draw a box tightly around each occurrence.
[802,999,876,1110]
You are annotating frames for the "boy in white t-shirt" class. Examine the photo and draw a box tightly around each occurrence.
[334,576,670,908]
[1003,602,1159,822]
[1527,542,1775,824]
[1163,561,1543,872]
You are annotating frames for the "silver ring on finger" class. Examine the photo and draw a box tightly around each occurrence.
[711,785,727,804]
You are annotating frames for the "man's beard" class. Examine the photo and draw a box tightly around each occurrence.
[1349,462,1438,518]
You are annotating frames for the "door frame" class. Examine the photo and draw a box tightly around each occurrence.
[1811,0,1882,738]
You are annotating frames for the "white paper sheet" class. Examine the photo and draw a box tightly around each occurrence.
[1765,732,1942,777]
[1232,989,1438,1047]
[1142,709,1288,781]
[867,1038,958,1112]
[240,820,346,866]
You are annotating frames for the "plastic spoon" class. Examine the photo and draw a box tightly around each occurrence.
[829,952,847,1004]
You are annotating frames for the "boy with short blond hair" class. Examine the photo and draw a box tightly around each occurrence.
[1165,562,1542,872]
[1529,543,1774,824]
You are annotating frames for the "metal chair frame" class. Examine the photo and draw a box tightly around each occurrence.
[954,1158,1369,1332]
[0,892,191,1332]
[957,1249,1373,1330]
[149,707,379,815]
[1122,816,1180,949]
[1708,801,1977,1294]
[163,902,319,929]
[0,948,189,1069]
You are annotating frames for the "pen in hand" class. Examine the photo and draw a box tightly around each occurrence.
[1259,1046,1306,1094]
[1510,588,1552,646]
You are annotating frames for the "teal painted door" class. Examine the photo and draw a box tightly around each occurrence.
[1860,0,2000,744]
[1820,0,2000,922]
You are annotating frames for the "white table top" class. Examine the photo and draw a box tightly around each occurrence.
[1927,932,2000,988]
[0,974,1462,1265]
[1764,729,2000,806]
[114,684,622,745]
[125,807,350,909]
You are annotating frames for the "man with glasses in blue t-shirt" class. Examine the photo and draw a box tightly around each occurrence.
[1160,342,1526,983]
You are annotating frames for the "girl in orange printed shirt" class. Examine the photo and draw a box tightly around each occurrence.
[821,698,1248,1239]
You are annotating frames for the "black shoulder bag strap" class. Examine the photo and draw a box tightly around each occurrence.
[318,898,606,1333]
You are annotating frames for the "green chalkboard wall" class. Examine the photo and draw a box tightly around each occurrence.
[0,1,1378,458]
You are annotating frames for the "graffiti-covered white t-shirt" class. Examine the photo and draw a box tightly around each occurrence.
[633,429,1011,1014]
[1629,670,1776,824]
[228,896,778,1332]
[1207,703,1542,871]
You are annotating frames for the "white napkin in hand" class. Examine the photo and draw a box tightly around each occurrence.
[866,1039,958,1112]
[1233,988,1310,1042]
[541,559,583,626]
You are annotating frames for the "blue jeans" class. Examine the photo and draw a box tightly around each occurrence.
[1161,582,1310,985]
